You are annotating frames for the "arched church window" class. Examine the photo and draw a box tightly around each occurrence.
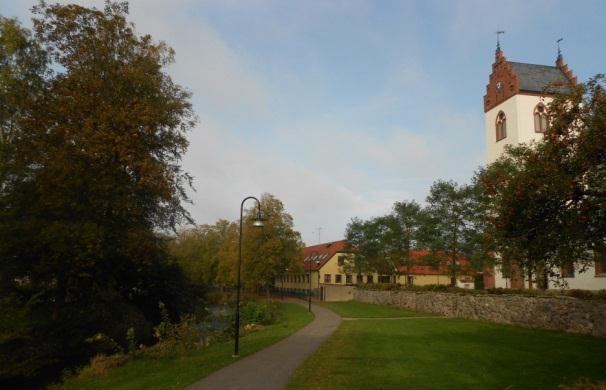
[496,111,507,141]
[534,103,549,133]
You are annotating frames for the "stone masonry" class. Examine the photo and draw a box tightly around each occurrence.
[354,289,606,337]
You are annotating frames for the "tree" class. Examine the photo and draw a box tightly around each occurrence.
[478,75,606,288]
[0,2,196,385]
[344,200,424,284]
[169,220,237,285]
[392,200,423,284]
[241,194,304,299]
[417,180,489,286]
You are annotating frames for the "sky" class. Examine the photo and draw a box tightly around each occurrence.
[3,0,606,245]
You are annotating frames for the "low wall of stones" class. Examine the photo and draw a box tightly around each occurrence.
[354,289,606,337]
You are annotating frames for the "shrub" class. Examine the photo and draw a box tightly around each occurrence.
[239,301,277,326]
[144,314,202,359]
[566,289,606,300]
[73,354,130,379]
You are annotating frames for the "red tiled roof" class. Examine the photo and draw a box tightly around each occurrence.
[302,240,347,271]
[299,243,471,276]
[398,250,472,275]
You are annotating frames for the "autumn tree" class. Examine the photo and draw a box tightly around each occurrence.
[0,2,196,385]
[242,194,304,299]
[169,220,237,285]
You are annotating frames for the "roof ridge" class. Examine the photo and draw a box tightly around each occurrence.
[507,61,559,68]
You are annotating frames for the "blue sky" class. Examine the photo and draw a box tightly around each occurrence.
[4,0,606,244]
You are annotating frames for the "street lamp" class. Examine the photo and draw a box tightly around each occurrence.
[282,267,288,300]
[234,196,263,357]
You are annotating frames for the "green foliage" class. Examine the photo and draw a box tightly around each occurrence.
[417,180,492,285]
[126,328,137,355]
[344,200,424,278]
[0,2,198,386]
[239,301,277,326]
[169,194,303,295]
[242,194,305,292]
[54,303,313,390]
[169,220,238,285]
[478,75,606,287]
[356,283,606,300]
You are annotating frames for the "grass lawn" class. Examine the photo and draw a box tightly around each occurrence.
[288,302,606,389]
[56,302,313,390]
[320,301,432,318]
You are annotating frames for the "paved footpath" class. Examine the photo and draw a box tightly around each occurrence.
[188,300,341,390]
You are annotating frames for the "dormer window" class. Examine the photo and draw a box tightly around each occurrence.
[534,103,549,133]
[496,111,507,141]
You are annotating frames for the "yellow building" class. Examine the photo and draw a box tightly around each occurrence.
[275,241,475,300]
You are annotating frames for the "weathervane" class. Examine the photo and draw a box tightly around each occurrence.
[496,30,505,51]
[557,38,563,57]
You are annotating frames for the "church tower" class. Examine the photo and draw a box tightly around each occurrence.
[483,42,577,164]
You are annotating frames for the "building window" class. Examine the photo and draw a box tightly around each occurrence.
[378,275,391,284]
[335,274,342,283]
[367,275,373,284]
[324,274,332,283]
[534,103,549,133]
[356,274,363,284]
[561,263,575,278]
[496,111,507,141]
[346,274,353,284]
[338,255,345,266]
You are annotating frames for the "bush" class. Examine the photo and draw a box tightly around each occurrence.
[71,354,130,380]
[145,313,203,359]
[239,301,277,326]
[356,283,606,300]
[566,289,606,300]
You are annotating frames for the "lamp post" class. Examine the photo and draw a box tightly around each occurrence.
[282,267,288,300]
[234,196,263,357]
[308,256,320,312]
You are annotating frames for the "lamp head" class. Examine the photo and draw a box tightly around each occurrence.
[253,209,264,227]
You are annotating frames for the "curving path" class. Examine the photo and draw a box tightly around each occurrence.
[187,300,341,390]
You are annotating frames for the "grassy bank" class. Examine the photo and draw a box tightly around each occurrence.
[288,301,606,389]
[56,302,313,390]
[320,301,432,318]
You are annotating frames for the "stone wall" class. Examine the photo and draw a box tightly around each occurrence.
[322,284,354,302]
[354,289,606,337]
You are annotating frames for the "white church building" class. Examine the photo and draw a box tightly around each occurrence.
[484,44,606,290]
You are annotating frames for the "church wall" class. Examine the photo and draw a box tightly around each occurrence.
[550,264,606,291]
[485,94,553,165]
[485,95,520,164]
[514,94,552,144]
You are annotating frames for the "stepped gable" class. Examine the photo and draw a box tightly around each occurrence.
[484,47,577,112]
